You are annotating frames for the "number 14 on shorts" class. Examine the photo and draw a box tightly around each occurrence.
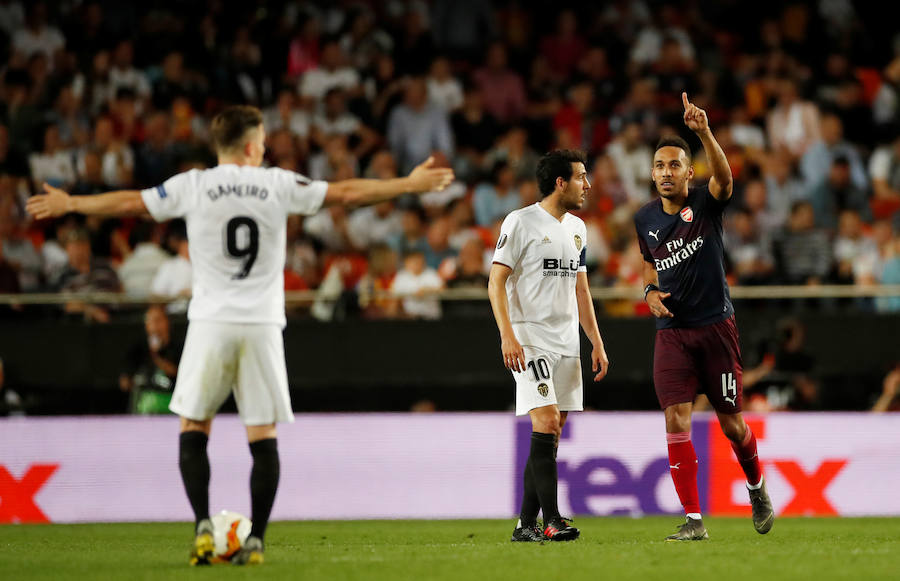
[721,372,737,406]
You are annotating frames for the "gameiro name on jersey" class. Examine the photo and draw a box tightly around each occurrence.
[140,164,327,328]
[634,183,733,330]
[492,203,587,356]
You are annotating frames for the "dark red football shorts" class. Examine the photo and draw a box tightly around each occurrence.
[653,316,743,414]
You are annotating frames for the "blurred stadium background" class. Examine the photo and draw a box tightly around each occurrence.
[2,0,900,543]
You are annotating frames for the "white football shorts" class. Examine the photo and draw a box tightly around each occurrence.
[169,321,294,425]
[513,345,583,416]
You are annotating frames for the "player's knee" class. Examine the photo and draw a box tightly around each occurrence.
[531,409,561,436]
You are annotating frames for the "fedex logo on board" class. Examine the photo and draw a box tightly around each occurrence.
[513,417,849,517]
[0,464,59,523]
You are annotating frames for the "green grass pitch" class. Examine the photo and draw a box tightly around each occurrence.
[2,517,899,580]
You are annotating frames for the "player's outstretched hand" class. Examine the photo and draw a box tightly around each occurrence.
[682,92,708,133]
[591,344,609,382]
[26,183,72,219]
[647,290,674,319]
[408,156,455,193]
[501,333,526,373]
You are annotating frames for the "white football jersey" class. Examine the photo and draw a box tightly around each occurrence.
[140,164,327,327]
[492,203,587,356]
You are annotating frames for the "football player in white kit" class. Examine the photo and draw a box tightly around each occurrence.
[27,105,454,565]
[488,149,610,542]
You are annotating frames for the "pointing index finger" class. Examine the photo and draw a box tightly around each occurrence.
[682,92,690,110]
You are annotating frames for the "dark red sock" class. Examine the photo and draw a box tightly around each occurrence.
[667,432,700,515]
[730,428,762,485]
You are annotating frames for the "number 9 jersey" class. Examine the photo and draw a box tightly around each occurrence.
[141,165,327,328]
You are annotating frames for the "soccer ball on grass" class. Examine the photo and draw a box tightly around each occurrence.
[210,510,252,563]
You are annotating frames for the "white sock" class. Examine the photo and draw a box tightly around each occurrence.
[747,476,764,490]
[686,512,702,521]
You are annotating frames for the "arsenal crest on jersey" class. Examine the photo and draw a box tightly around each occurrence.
[680,206,694,223]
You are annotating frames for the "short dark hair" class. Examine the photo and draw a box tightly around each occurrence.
[210,105,263,153]
[535,149,586,197]
[655,136,692,162]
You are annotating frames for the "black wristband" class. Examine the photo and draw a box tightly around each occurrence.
[643,283,660,301]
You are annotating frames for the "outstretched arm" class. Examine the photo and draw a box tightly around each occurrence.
[26,183,150,219]
[576,272,609,381]
[682,92,733,201]
[322,156,454,209]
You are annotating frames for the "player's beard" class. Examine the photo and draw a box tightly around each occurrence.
[562,184,585,211]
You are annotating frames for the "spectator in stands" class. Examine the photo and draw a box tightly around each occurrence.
[473,160,521,227]
[347,201,402,250]
[78,115,132,188]
[868,134,900,207]
[298,38,360,107]
[450,82,500,181]
[28,125,76,190]
[3,69,43,159]
[339,7,393,71]
[0,199,41,292]
[391,249,443,320]
[766,77,822,162]
[307,133,358,181]
[426,56,463,113]
[553,79,606,153]
[387,76,454,174]
[119,304,181,414]
[725,206,775,285]
[606,119,653,206]
[773,201,832,285]
[876,230,900,312]
[150,221,191,313]
[483,126,539,182]
[447,237,489,289]
[800,112,869,192]
[539,9,588,82]
[118,221,168,298]
[52,227,121,322]
[807,155,870,230]
[832,209,878,285]
[134,112,177,188]
[743,318,820,411]
[424,215,455,272]
[742,179,783,240]
[472,42,527,124]
[261,88,309,157]
[356,243,399,319]
[108,40,150,110]
[310,88,379,161]
[11,2,64,64]
[872,56,900,136]
[389,206,430,259]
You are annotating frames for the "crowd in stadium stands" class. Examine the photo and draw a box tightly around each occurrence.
[2,0,900,323]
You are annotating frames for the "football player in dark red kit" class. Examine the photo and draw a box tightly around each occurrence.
[634,93,774,541]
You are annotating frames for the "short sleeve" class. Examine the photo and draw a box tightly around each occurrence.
[578,223,588,272]
[635,222,653,263]
[869,148,890,181]
[492,213,524,269]
[273,169,328,216]
[140,170,197,221]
